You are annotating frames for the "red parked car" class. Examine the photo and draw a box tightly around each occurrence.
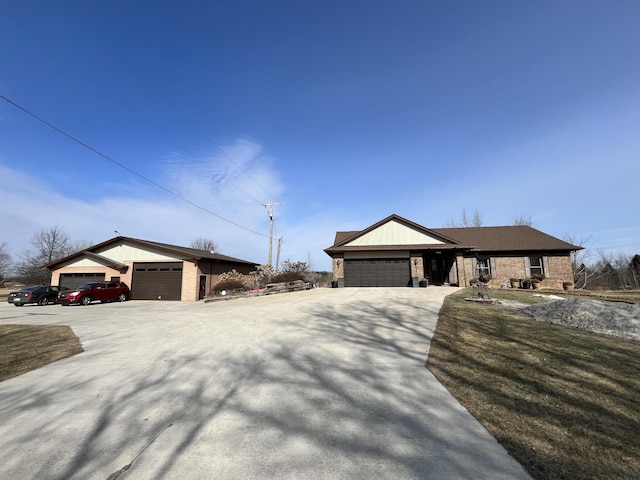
[56,281,130,306]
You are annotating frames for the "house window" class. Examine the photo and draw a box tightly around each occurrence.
[477,258,491,278]
[529,256,544,276]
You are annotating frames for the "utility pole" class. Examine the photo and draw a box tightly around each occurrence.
[263,201,282,267]
[275,237,283,271]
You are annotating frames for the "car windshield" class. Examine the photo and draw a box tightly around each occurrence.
[77,283,99,290]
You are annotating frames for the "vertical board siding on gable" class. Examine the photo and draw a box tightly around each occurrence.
[98,244,178,262]
[344,220,445,246]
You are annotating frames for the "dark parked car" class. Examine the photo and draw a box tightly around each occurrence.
[7,285,61,307]
[56,281,130,306]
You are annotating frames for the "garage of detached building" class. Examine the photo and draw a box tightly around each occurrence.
[46,237,258,301]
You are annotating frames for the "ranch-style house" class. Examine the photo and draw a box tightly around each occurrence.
[325,214,581,289]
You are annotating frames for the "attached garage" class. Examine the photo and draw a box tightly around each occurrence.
[326,214,581,289]
[344,259,410,287]
[59,273,106,290]
[132,262,183,300]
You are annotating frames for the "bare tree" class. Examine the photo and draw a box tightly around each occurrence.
[612,253,637,289]
[631,254,640,289]
[32,227,71,264]
[191,238,219,253]
[64,240,93,257]
[512,214,533,226]
[563,233,594,289]
[0,242,12,285]
[446,208,483,227]
[471,209,483,227]
[15,227,73,285]
[590,249,618,289]
[575,251,640,290]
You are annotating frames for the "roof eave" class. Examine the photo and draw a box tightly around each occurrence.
[325,244,473,254]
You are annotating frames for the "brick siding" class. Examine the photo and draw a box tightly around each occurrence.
[459,254,574,289]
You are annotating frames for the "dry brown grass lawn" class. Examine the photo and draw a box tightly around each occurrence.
[0,324,83,382]
[427,289,640,480]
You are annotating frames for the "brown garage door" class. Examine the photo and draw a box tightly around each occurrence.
[59,273,105,291]
[132,262,183,300]
[344,259,411,287]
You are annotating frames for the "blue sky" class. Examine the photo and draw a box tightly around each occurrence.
[1,1,639,271]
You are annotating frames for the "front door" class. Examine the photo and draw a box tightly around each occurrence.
[199,275,206,300]
[423,254,454,285]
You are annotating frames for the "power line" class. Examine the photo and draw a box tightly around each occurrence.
[0,94,269,239]
[2,5,273,206]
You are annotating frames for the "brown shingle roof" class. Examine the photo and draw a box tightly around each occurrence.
[45,236,258,270]
[433,226,581,252]
[127,238,257,264]
[326,214,581,254]
[333,231,360,245]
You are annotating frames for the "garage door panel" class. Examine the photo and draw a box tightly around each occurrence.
[132,262,182,300]
[59,273,105,291]
[344,259,410,287]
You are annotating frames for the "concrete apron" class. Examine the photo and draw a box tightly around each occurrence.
[0,287,531,480]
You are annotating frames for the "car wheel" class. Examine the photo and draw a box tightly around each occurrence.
[38,297,49,306]
[117,293,127,302]
[80,296,92,306]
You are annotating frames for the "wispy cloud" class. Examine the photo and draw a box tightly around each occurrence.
[1,138,345,270]
[0,139,289,265]
[167,139,282,210]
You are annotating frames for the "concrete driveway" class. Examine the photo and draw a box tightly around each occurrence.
[0,287,531,480]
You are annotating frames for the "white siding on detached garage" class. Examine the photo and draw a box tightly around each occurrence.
[63,258,112,267]
[344,220,445,246]
[98,244,178,262]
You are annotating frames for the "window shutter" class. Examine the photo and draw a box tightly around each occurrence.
[524,256,531,278]
[471,258,477,278]
[543,256,550,276]
[490,257,496,274]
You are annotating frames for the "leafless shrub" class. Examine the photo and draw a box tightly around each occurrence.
[211,269,251,294]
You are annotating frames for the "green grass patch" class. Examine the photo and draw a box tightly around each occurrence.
[0,324,84,382]
[427,289,640,480]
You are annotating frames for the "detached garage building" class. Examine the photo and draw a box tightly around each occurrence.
[325,214,580,289]
[46,236,257,301]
